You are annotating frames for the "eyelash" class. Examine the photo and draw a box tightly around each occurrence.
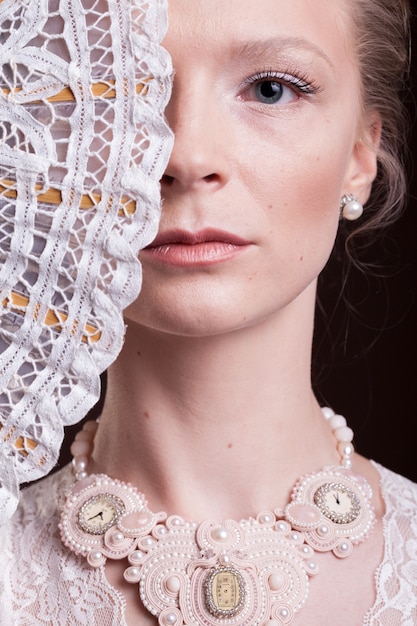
[243,68,321,97]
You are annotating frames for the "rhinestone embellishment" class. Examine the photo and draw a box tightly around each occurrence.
[314,482,361,524]
[78,493,126,535]
[60,409,377,625]
[204,566,246,618]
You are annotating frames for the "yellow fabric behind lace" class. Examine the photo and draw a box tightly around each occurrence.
[0,0,173,524]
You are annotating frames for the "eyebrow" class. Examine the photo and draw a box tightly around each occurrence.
[231,36,335,71]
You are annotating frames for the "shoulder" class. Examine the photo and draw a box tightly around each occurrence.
[375,462,417,550]
[0,465,74,547]
[0,464,73,564]
[0,466,126,625]
[375,462,417,514]
[365,463,417,625]
[0,467,77,622]
[0,464,72,543]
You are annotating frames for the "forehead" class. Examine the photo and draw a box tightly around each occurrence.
[166,0,353,65]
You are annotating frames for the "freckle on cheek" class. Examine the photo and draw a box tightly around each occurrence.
[227,443,233,449]
[299,256,304,262]
[144,411,150,419]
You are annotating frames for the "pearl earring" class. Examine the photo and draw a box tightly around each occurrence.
[340,194,364,221]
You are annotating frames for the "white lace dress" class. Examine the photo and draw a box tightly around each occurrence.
[0,463,416,625]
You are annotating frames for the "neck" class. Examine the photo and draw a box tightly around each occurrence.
[92,289,340,520]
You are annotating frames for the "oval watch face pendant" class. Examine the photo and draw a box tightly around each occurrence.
[314,482,361,525]
[60,467,376,625]
[78,493,126,535]
[204,567,246,618]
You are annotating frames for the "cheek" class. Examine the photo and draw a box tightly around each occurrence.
[239,100,356,214]
[241,122,353,262]
[246,131,349,207]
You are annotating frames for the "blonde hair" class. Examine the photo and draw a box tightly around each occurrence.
[345,0,411,253]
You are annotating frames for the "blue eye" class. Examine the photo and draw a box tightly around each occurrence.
[254,80,285,104]
[241,70,320,107]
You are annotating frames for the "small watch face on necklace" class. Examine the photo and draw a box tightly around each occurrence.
[314,483,361,525]
[60,475,149,557]
[77,493,126,535]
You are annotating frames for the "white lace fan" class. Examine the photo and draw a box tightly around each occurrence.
[0,0,173,525]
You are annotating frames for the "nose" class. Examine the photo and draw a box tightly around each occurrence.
[162,74,231,192]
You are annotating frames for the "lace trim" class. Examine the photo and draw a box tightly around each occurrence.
[363,463,417,625]
[0,463,416,625]
[0,0,173,525]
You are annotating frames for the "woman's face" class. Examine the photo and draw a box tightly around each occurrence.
[130,0,377,336]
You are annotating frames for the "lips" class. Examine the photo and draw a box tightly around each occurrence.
[148,228,250,247]
[142,228,251,267]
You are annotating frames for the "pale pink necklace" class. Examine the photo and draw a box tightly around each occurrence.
[59,408,376,626]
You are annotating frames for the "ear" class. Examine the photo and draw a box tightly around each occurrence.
[343,111,382,205]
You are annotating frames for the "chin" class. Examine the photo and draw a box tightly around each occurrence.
[124,307,250,338]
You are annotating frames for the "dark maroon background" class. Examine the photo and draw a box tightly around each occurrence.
[314,4,417,482]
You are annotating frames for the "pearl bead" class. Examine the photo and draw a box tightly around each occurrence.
[211,527,230,543]
[72,456,88,472]
[83,420,99,433]
[329,414,347,430]
[162,612,177,625]
[334,426,354,443]
[143,537,155,547]
[165,576,181,594]
[219,553,231,565]
[342,198,363,221]
[70,439,93,457]
[269,572,285,591]
[318,524,330,537]
[64,403,363,616]
[124,566,141,583]
[338,441,354,456]
[75,429,93,442]
[129,550,144,563]
[321,407,335,420]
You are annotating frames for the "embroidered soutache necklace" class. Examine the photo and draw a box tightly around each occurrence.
[59,407,376,626]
